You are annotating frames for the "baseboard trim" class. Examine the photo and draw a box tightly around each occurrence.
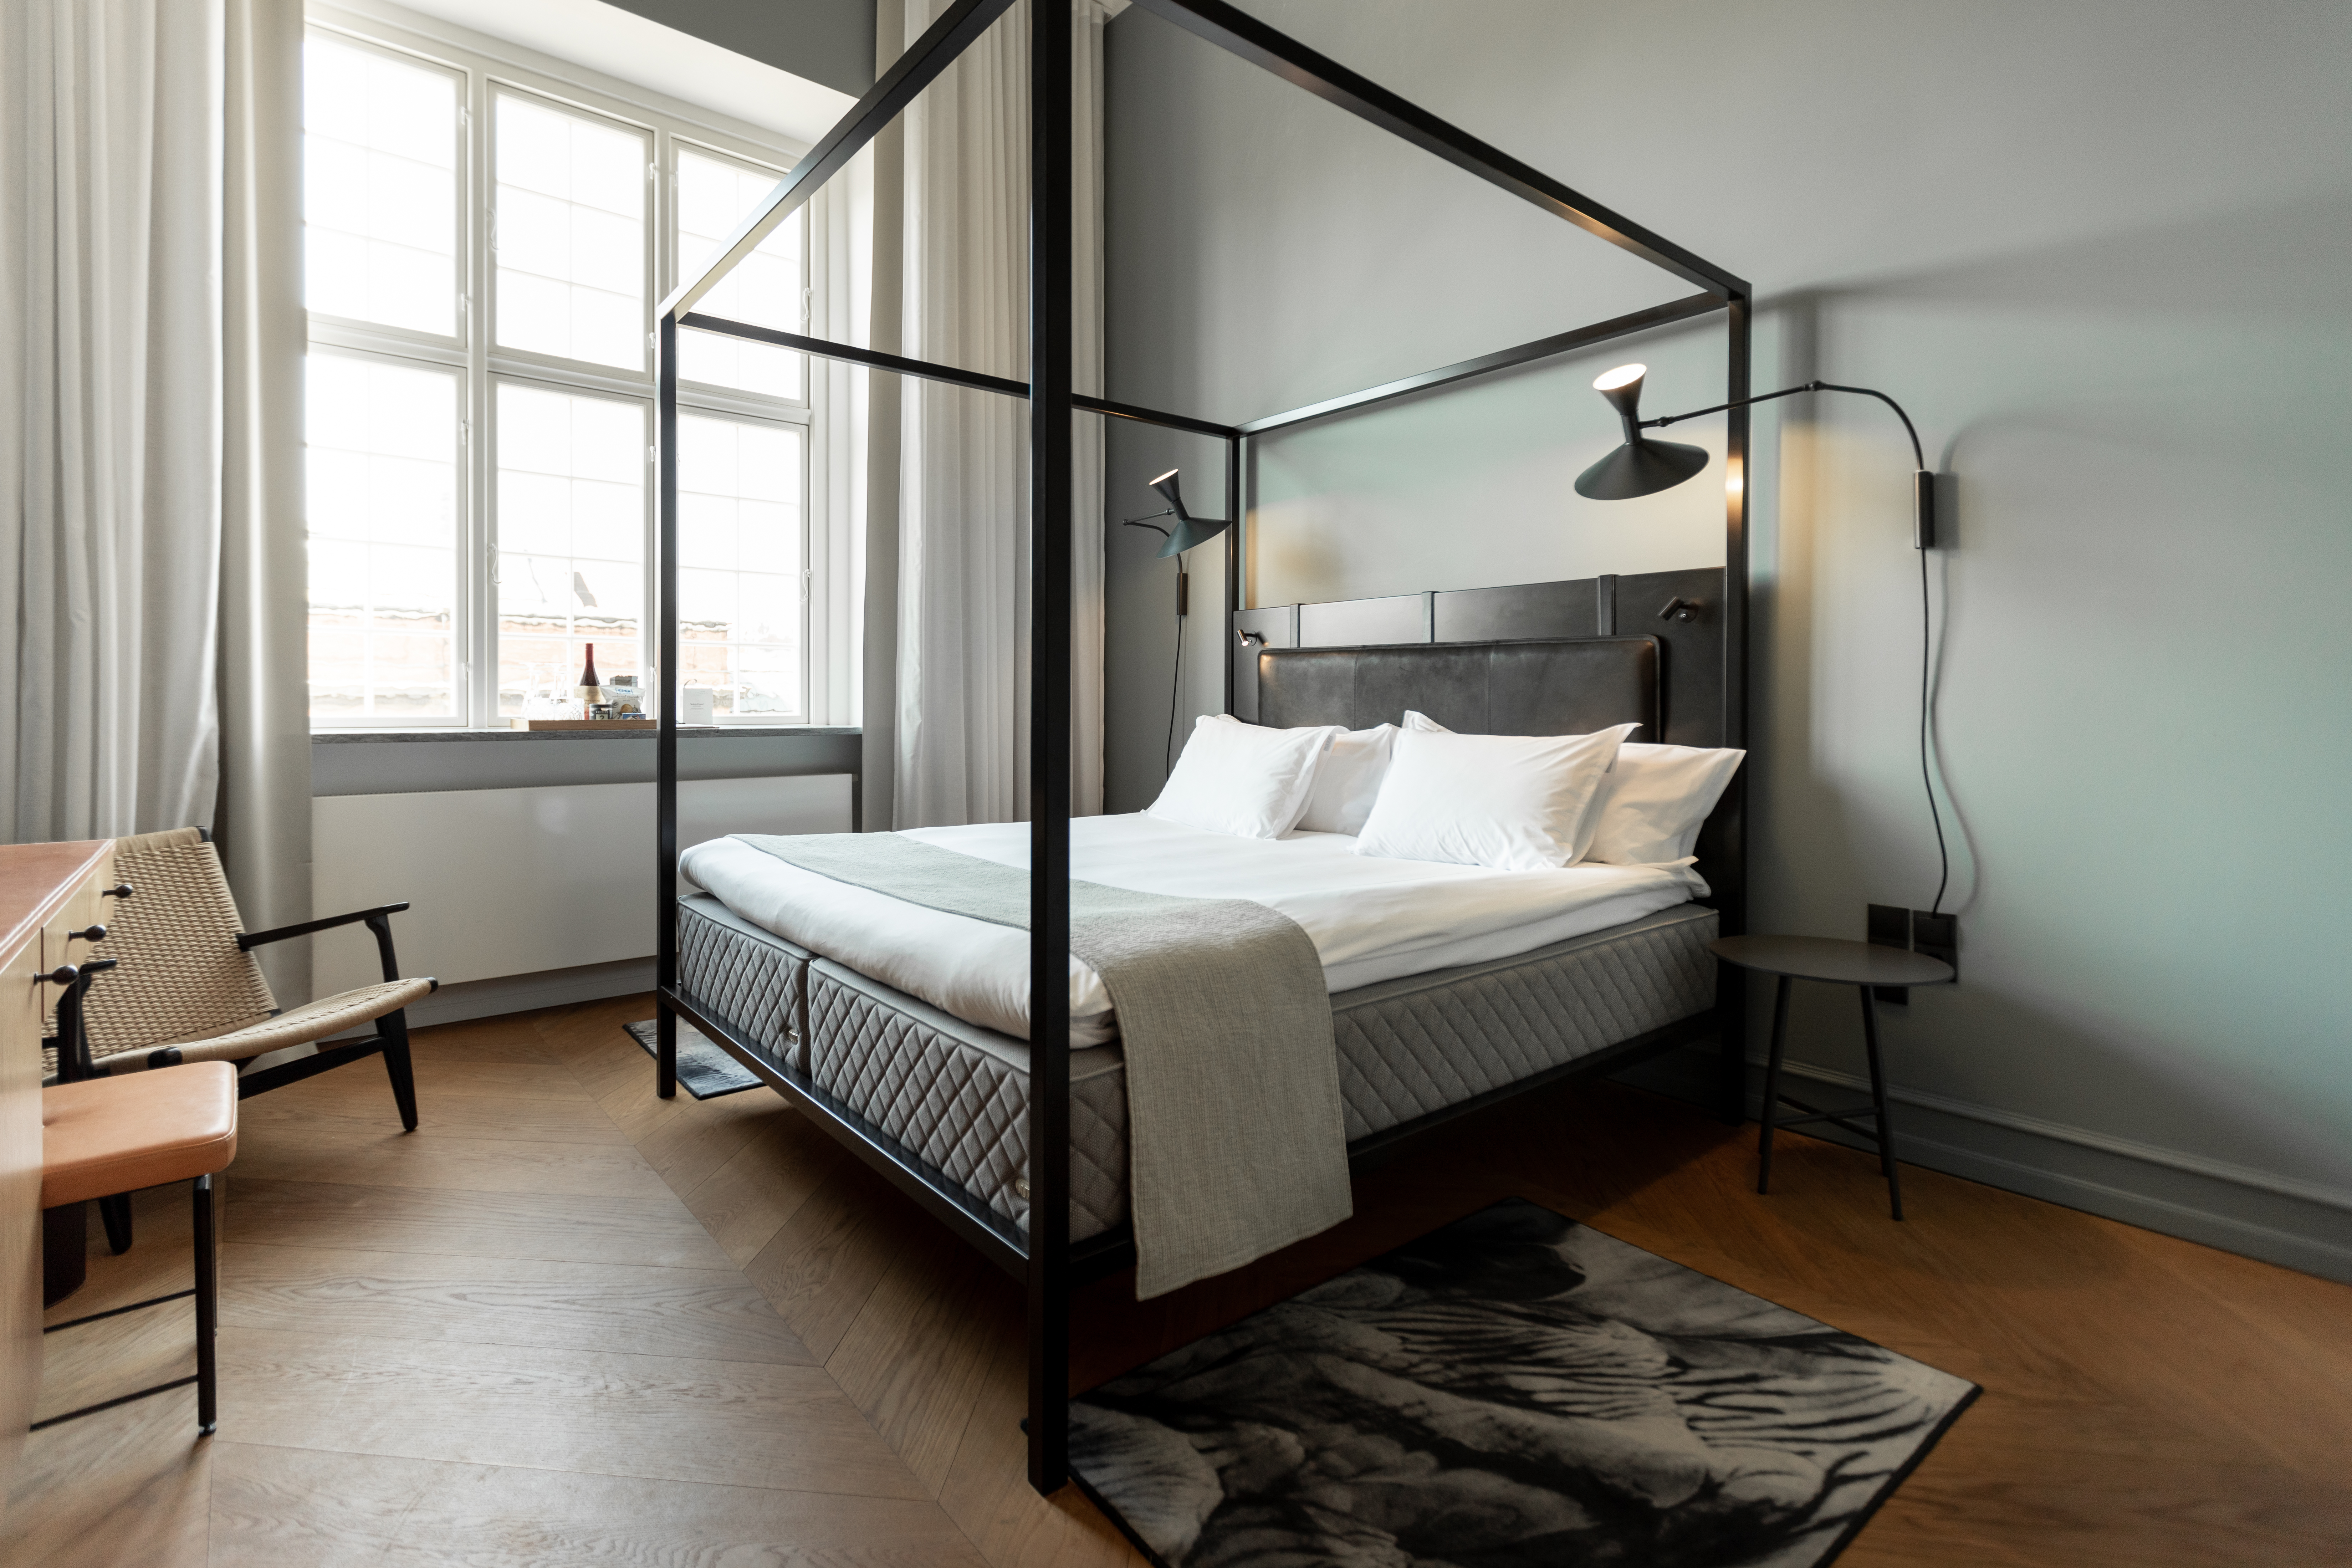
[1790,1098,2352,1283]
[1765,1056,2352,1217]
[1611,1043,2352,1284]
[402,959,655,1029]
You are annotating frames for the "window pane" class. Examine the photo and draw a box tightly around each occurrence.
[303,37,457,336]
[675,149,805,399]
[496,382,646,713]
[495,95,647,371]
[306,355,460,719]
[678,414,803,718]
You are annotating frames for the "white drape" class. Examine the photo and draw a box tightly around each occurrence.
[219,0,311,996]
[888,0,1115,829]
[2,0,225,843]
[1,0,308,987]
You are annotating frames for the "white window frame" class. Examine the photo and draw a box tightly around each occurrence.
[305,0,829,730]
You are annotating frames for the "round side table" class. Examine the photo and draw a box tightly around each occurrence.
[1708,934,1955,1220]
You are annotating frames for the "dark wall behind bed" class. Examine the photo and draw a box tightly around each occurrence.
[1101,0,2352,1281]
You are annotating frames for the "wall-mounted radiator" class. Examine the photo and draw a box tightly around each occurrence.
[311,774,850,997]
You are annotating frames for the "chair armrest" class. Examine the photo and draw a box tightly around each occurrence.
[236,903,410,950]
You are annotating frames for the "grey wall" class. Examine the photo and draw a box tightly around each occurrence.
[614,0,876,96]
[1103,0,2352,1277]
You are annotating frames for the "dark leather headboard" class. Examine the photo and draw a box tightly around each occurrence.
[1256,637,1660,739]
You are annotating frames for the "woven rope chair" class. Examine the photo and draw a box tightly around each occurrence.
[56,828,435,1252]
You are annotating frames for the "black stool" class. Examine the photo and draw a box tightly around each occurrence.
[1709,934,1954,1220]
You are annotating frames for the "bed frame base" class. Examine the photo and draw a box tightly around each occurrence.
[654,984,1729,1293]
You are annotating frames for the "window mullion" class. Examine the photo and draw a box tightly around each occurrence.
[469,56,496,728]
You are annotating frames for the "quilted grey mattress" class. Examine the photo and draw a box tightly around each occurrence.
[675,893,1717,1245]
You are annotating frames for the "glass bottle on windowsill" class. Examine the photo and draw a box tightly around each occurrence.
[576,644,602,718]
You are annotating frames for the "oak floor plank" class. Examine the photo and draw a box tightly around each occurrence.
[741,1160,905,1362]
[218,1327,929,1500]
[253,1050,594,1106]
[225,1176,739,1270]
[204,1442,436,1567]
[824,1218,1011,1495]
[935,1302,1145,1568]
[221,1242,818,1365]
[402,1017,556,1066]
[683,1107,845,1267]
[230,1125,674,1201]
[208,1444,995,1568]
[237,1081,634,1146]
[635,1085,785,1196]
[1,1393,212,1568]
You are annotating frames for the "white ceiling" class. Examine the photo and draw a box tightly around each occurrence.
[392,0,856,145]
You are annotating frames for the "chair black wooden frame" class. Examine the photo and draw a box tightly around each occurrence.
[649,0,1752,1495]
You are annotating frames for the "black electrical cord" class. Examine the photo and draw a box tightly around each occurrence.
[1165,581,1184,777]
[1920,537,1949,917]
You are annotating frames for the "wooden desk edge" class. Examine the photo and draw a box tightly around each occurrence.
[0,841,113,963]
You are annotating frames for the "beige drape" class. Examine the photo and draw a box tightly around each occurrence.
[0,0,309,993]
[879,0,1116,830]
[2,0,224,844]
[219,0,311,998]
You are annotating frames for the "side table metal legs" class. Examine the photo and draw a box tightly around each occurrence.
[1754,977,1904,1220]
[1757,976,1793,1196]
[1858,987,1904,1220]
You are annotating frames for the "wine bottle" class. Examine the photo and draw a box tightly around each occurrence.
[576,644,601,711]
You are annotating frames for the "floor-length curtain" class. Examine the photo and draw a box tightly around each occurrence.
[2,0,226,845]
[889,0,1116,829]
[219,0,310,997]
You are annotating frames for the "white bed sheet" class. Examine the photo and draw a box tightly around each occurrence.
[680,813,1707,1046]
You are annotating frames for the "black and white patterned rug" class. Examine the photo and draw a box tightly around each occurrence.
[622,1018,762,1099]
[1069,1198,1976,1567]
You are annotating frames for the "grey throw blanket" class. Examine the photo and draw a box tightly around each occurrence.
[736,832,1352,1298]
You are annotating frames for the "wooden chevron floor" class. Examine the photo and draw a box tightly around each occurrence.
[5,991,2349,1565]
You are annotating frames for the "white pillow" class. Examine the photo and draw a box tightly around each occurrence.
[1354,723,1635,871]
[1583,743,1746,865]
[1397,710,1632,865]
[1147,715,1340,838]
[1293,724,1398,836]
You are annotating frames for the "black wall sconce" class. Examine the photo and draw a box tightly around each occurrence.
[1125,469,1234,772]
[1575,363,1938,550]
[1578,363,1956,930]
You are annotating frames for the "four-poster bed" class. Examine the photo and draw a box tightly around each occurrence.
[649,0,1752,1496]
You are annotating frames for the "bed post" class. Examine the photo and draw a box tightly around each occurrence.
[1027,0,1075,1497]
[1223,434,1242,714]
[655,314,681,1101]
[1714,291,1752,1124]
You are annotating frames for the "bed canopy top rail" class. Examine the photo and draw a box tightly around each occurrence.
[677,312,1245,439]
[652,0,1751,1500]
[1125,0,1747,299]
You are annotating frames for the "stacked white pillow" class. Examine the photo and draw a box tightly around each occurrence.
[1401,710,1743,866]
[1354,720,1636,872]
[1582,742,1746,864]
[1147,715,1341,838]
[1292,724,1399,835]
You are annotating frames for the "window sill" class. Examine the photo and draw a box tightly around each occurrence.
[311,726,862,744]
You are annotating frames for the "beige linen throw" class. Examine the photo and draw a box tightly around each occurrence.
[736,832,1352,1297]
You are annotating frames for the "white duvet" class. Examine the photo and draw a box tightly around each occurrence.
[680,813,1708,1047]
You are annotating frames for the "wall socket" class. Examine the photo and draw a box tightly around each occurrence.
[1866,904,1912,1005]
[1866,904,1959,1006]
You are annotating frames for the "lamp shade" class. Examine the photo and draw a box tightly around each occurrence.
[1147,469,1232,557]
[1574,364,1710,501]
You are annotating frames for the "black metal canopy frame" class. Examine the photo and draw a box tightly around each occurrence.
[651,0,1752,1497]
